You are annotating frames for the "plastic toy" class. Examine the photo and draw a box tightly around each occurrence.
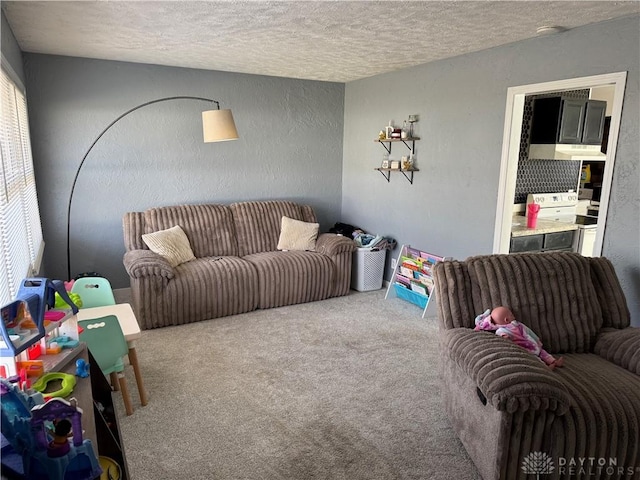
[2,278,81,378]
[48,335,80,349]
[54,291,83,310]
[0,378,101,479]
[32,372,77,399]
[75,359,90,378]
[45,311,67,321]
[46,342,63,355]
[15,360,44,378]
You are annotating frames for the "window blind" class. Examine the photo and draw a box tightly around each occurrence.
[0,67,44,306]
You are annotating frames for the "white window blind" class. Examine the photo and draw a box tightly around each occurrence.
[0,67,44,306]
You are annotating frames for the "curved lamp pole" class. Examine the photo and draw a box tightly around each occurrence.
[66,95,238,280]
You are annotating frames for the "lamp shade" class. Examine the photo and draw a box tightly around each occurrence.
[202,109,239,142]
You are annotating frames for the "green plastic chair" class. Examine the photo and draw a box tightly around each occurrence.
[78,315,134,415]
[71,277,116,308]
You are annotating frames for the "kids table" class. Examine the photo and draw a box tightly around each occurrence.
[76,303,148,407]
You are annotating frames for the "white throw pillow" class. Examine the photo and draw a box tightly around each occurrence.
[277,216,320,251]
[142,225,196,267]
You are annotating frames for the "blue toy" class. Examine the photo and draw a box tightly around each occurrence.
[0,378,101,480]
[75,359,90,378]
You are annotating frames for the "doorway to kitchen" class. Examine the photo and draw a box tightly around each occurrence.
[493,72,627,255]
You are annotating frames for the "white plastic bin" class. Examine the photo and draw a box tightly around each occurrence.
[351,248,386,292]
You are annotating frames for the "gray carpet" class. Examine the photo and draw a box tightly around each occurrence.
[114,290,481,480]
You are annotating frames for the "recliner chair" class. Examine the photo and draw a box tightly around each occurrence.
[433,252,639,480]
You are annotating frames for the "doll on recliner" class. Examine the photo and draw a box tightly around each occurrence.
[474,306,565,370]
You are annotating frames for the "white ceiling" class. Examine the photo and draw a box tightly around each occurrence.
[3,1,639,83]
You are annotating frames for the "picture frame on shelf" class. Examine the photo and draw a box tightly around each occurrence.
[390,160,400,170]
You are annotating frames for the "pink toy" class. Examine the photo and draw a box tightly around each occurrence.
[475,306,564,370]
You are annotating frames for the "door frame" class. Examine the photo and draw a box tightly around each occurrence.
[493,72,627,254]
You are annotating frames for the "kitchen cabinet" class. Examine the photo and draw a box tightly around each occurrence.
[582,101,607,144]
[510,230,576,253]
[510,234,544,253]
[543,230,575,250]
[530,97,606,145]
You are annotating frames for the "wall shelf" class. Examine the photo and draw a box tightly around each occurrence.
[374,136,420,184]
[374,167,419,184]
[375,137,420,154]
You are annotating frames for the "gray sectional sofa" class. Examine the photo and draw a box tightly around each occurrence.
[123,200,356,329]
[433,252,639,480]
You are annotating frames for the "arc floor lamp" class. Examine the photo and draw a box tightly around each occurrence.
[66,95,238,280]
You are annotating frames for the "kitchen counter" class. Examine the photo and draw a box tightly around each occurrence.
[511,215,578,237]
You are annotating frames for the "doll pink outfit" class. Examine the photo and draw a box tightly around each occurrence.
[494,321,557,365]
[474,307,564,369]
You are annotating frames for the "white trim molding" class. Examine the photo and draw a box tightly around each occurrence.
[494,72,628,256]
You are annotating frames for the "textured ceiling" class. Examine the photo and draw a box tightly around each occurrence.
[3,1,639,82]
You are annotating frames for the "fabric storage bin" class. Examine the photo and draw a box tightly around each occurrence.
[351,248,386,291]
[393,283,428,309]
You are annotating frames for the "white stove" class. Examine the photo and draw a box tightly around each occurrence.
[526,192,578,223]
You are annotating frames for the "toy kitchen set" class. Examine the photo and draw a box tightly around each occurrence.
[510,191,599,256]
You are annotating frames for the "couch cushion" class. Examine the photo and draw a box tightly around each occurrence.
[144,204,238,258]
[164,256,259,326]
[230,201,318,257]
[142,225,196,267]
[243,251,334,309]
[553,354,640,472]
[466,252,602,354]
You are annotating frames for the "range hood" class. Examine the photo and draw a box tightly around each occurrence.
[529,144,606,161]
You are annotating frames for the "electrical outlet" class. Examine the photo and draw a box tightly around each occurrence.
[391,257,397,270]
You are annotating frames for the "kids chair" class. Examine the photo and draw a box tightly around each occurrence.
[70,277,116,308]
[78,315,134,416]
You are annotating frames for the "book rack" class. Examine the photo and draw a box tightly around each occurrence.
[384,244,445,318]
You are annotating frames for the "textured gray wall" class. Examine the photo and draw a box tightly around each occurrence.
[1,11,25,84]
[342,16,640,325]
[24,55,344,288]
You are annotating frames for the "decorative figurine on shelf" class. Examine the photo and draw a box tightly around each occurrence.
[378,130,386,141]
[401,120,409,139]
[385,121,394,140]
[408,114,418,138]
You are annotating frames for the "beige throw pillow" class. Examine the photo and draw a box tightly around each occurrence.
[277,216,320,251]
[142,225,196,267]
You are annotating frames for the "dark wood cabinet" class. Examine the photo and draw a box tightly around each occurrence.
[530,96,606,145]
[556,99,585,143]
[510,234,543,253]
[510,230,576,253]
[582,101,607,144]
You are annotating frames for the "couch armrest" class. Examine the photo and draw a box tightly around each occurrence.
[593,327,640,375]
[316,233,357,256]
[123,250,175,279]
[442,328,571,414]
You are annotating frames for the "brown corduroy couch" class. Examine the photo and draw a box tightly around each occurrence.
[123,200,356,329]
[433,252,640,480]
